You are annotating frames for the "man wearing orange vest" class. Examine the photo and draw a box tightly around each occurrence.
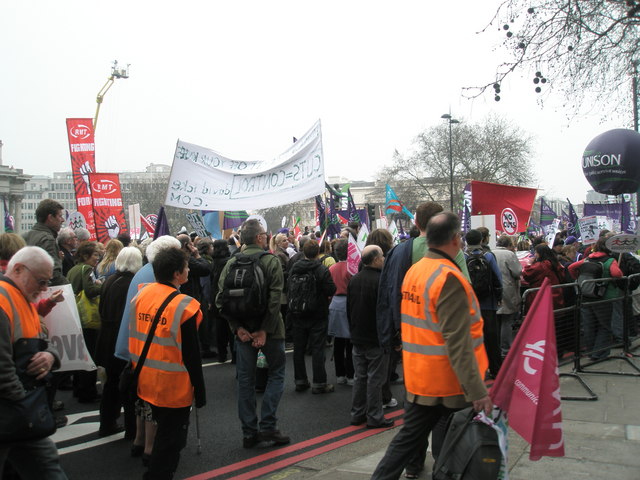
[129,247,205,480]
[372,212,493,480]
[0,246,67,479]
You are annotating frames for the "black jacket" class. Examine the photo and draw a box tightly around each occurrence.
[347,266,382,346]
[288,258,336,321]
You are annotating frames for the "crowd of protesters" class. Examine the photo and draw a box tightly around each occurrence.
[2,197,640,480]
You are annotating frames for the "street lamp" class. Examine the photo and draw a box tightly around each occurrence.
[441,113,460,211]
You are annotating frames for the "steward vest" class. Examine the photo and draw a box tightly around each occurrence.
[0,280,41,342]
[129,283,202,408]
[401,257,488,397]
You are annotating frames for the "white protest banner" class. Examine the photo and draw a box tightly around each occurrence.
[165,120,325,211]
[545,218,561,245]
[128,203,141,240]
[356,223,369,252]
[471,215,497,250]
[39,285,97,372]
[387,220,399,245]
[186,212,209,238]
[578,216,599,245]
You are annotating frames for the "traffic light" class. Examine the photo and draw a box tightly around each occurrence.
[367,204,376,226]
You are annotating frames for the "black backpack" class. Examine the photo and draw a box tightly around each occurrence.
[220,251,270,331]
[288,264,319,314]
[577,257,607,299]
[433,407,503,480]
[466,252,493,300]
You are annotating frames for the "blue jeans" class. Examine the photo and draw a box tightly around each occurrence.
[235,336,286,437]
[0,437,68,480]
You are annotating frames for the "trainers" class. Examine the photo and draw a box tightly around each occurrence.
[383,398,398,409]
[346,377,354,386]
[243,434,260,448]
[312,384,335,394]
[259,430,290,445]
[336,376,347,385]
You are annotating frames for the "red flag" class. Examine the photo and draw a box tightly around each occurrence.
[89,173,128,244]
[66,118,97,240]
[470,180,538,236]
[491,278,565,460]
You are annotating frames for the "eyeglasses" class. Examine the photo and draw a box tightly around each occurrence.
[23,266,50,288]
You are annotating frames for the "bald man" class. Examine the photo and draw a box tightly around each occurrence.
[347,245,394,429]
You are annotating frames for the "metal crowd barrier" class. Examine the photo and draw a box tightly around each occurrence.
[519,273,640,402]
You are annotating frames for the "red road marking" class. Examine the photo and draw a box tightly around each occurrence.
[184,410,405,480]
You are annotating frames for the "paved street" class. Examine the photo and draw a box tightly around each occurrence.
[52,350,640,480]
[53,348,406,480]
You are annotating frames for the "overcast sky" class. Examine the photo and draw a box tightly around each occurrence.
[1,1,632,205]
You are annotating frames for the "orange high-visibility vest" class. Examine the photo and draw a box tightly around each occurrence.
[401,257,488,397]
[129,283,202,408]
[0,280,42,342]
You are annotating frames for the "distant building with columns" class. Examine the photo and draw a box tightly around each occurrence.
[0,140,31,233]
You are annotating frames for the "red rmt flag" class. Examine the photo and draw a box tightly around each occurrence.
[491,278,565,460]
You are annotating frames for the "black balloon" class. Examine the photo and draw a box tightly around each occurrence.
[582,129,640,195]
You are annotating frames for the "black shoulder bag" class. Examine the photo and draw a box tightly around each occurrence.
[119,290,179,402]
[0,338,57,442]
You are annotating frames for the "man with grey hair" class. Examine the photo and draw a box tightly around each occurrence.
[0,246,68,479]
[74,228,90,243]
[216,218,289,449]
[57,227,78,276]
[114,235,182,361]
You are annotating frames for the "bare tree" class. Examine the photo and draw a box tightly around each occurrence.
[466,0,640,122]
[377,114,535,209]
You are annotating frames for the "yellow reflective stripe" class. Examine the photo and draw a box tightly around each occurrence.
[473,336,484,349]
[129,353,187,373]
[0,284,20,339]
[402,341,447,356]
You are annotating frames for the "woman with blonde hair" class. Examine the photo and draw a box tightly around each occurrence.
[96,239,124,281]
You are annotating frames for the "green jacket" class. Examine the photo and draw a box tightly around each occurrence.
[215,244,285,339]
[23,223,67,286]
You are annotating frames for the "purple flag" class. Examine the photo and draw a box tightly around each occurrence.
[566,199,580,237]
[583,202,632,233]
[539,197,557,230]
[327,195,341,238]
[153,206,170,240]
[315,195,327,232]
[223,211,249,230]
[461,183,472,233]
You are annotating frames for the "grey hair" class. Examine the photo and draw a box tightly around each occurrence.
[115,246,143,274]
[75,228,90,242]
[146,235,181,264]
[57,227,76,247]
[7,246,54,272]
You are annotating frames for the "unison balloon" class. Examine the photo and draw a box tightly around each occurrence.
[582,129,640,195]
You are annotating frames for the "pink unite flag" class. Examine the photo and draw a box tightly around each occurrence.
[346,236,361,275]
[490,278,565,460]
